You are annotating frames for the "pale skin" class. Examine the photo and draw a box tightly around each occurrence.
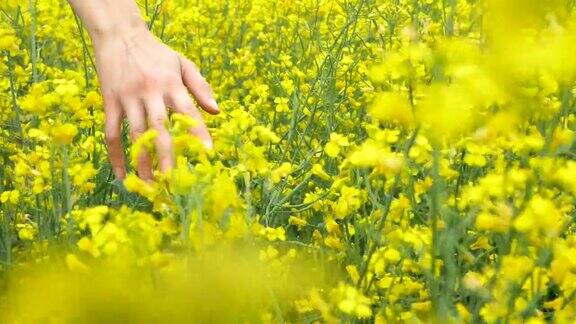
[67,0,219,181]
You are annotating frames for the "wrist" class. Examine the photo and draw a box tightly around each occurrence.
[88,12,149,45]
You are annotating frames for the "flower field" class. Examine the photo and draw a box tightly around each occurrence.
[2,0,576,322]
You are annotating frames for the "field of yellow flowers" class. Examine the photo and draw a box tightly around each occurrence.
[2,0,576,322]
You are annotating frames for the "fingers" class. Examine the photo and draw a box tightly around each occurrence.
[168,88,213,149]
[144,96,174,173]
[179,57,220,115]
[108,57,216,181]
[104,99,126,180]
[123,99,154,181]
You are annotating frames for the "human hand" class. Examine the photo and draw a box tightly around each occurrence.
[93,25,219,181]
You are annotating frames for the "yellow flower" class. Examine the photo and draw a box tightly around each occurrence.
[65,254,89,272]
[130,129,158,167]
[346,265,360,283]
[51,123,78,144]
[411,300,431,313]
[124,174,155,198]
[475,212,510,233]
[263,227,286,241]
[274,97,289,112]
[0,190,20,205]
[370,91,413,126]
[383,248,401,263]
[259,245,279,261]
[288,216,307,228]
[349,141,404,175]
[324,235,343,250]
[325,133,349,158]
[310,163,330,180]
[271,162,292,183]
[456,303,472,322]
[251,125,281,144]
[16,223,36,241]
[335,283,372,318]
[68,163,97,193]
[500,255,534,282]
[168,157,196,195]
[416,84,476,142]
[513,195,563,237]
[77,237,99,257]
[333,186,362,219]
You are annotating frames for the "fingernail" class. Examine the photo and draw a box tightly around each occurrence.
[209,99,219,112]
[203,139,213,150]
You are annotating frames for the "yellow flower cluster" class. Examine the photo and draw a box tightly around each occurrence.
[1,0,576,322]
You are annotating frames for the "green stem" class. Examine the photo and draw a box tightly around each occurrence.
[430,147,441,313]
[62,145,74,243]
[28,0,38,82]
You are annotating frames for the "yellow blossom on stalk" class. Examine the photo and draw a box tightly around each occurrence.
[369,128,400,145]
[324,235,343,250]
[475,211,510,233]
[259,245,279,262]
[75,206,109,233]
[251,125,280,144]
[206,173,240,221]
[325,133,350,158]
[77,237,99,257]
[551,128,574,151]
[0,28,19,55]
[324,217,340,236]
[417,84,476,143]
[271,162,292,183]
[349,140,404,175]
[51,123,78,144]
[16,223,36,241]
[240,143,270,174]
[333,186,361,219]
[384,248,401,263]
[311,163,331,180]
[370,91,413,126]
[346,265,360,283]
[281,78,294,95]
[288,216,307,228]
[456,303,472,322]
[513,195,563,237]
[274,97,289,112]
[0,190,20,205]
[27,128,49,142]
[501,255,534,282]
[294,298,314,314]
[81,90,101,109]
[333,282,372,318]
[470,236,492,250]
[464,142,490,167]
[168,157,196,195]
[130,129,158,167]
[65,254,89,272]
[411,300,431,313]
[551,241,576,286]
[171,112,198,131]
[123,174,155,198]
[68,163,97,193]
[262,227,286,241]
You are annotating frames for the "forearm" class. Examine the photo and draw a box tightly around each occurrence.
[66,0,147,44]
